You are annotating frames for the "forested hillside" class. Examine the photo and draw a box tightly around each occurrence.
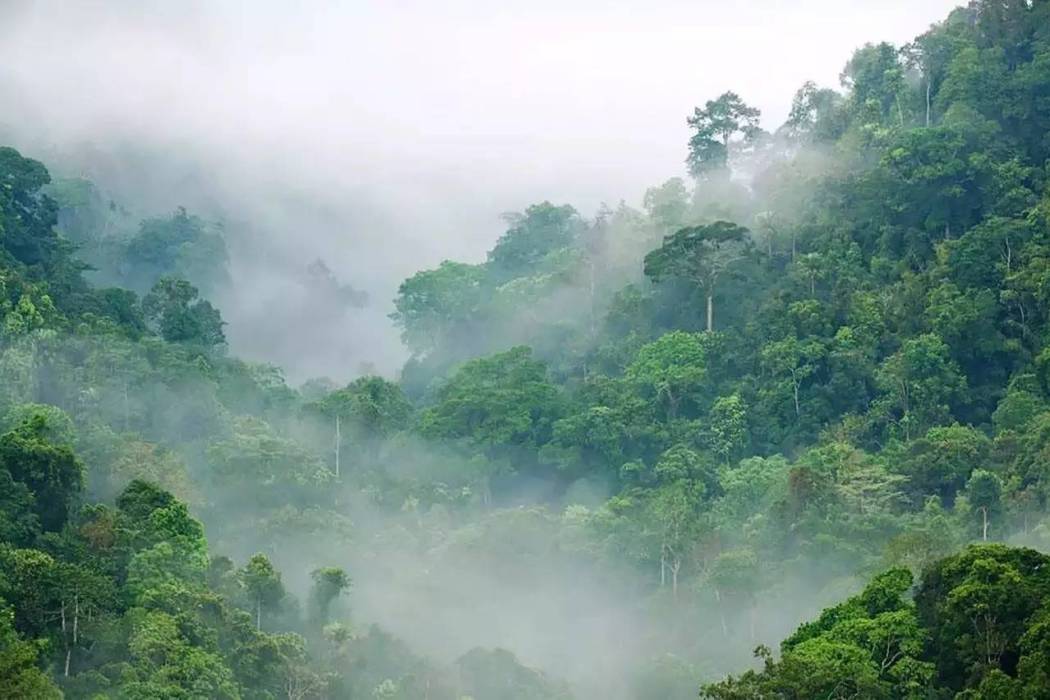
[3,1,1050,698]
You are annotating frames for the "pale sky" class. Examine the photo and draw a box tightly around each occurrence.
[0,0,963,378]
[0,1,963,220]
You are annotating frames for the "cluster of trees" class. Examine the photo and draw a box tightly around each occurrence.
[2,0,1050,697]
[703,544,1050,698]
[0,145,566,697]
[0,381,347,697]
[385,0,1050,583]
[42,175,229,298]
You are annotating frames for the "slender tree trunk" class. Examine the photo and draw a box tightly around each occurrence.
[900,381,911,441]
[334,414,341,478]
[925,80,932,127]
[665,386,679,421]
[706,294,714,333]
[671,559,680,600]
[57,594,81,677]
[714,589,728,638]
[792,378,801,418]
[257,597,262,631]
[981,506,989,541]
[61,600,69,677]
[69,593,78,676]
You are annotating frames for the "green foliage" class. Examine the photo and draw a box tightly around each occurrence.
[391,260,486,356]
[625,331,714,421]
[309,566,350,625]
[419,346,562,454]
[0,411,83,531]
[703,568,931,699]
[306,375,413,467]
[0,146,65,271]
[123,207,229,294]
[4,3,1050,697]
[686,92,761,178]
[874,334,966,441]
[916,545,1050,693]
[142,276,226,347]
[487,202,585,283]
[894,424,990,504]
[0,605,61,699]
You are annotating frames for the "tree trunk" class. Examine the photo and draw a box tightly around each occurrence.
[671,559,680,600]
[714,588,728,638]
[925,80,931,127]
[981,506,989,541]
[665,386,679,421]
[706,294,714,333]
[792,378,801,418]
[334,414,341,478]
[257,597,262,631]
[61,600,69,677]
[68,594,78,676]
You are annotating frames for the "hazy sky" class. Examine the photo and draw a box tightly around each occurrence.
[0,0,962,378]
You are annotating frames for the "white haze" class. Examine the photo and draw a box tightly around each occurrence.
[1,2,970,696]
[0,0,959,381]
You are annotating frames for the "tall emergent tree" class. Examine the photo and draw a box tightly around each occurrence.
[238,553,286,630]
[644,221,751,332]
[686,91,761,178]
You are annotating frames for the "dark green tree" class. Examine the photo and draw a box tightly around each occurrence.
[643,221,752,332]
[142,276,226,347]
[686,92,761,178]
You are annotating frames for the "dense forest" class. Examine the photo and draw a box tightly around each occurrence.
[3,0,1050,697]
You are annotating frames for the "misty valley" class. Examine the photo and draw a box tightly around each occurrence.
[4,1,1050,698]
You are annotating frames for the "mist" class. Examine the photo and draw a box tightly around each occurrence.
[6,1,1040,698]
[0,0,958,381]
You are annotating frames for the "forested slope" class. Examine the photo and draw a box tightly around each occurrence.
[2,1,1050,698]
